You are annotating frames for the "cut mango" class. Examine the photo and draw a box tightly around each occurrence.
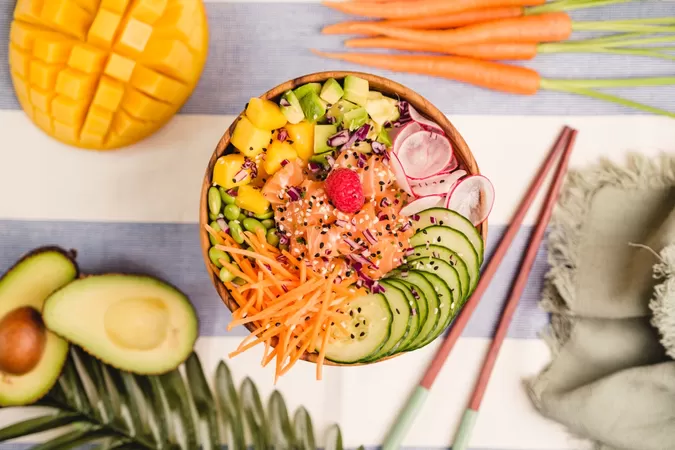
[285,121,314,161]
[212,154,254,190]
[8,0,208,150]
[264,140,298,175]
[246,98,287,131]
[230,116,272,158]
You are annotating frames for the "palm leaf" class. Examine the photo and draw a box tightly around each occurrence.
[0,349,356,449]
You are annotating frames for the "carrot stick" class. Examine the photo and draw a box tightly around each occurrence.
[345,38,539,60]
[348,12,572,46]
[312,50,541,95]
[322,7,524,35]
[322,0,545,19]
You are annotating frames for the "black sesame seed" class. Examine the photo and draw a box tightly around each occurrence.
[436,236,442,243]
[357,307,362,313]
[379,181,385,185]
[249,146,253,151]
[422,230,428,235]
[396,308,400,314]
[320,242,325,249]
[360,332,365,337]
[351,334,355,339]
[314,253,320,258]
[355,323,360,328]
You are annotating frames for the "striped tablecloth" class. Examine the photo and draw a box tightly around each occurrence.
[1,1,674,449]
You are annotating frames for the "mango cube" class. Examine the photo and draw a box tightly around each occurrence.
[231,116,272,158]
[264,141,298,175]
[284,121,314,160]
[8,0,208,149]
[235,185,271,216]
[212,154,255,189]
[246,98,288,131]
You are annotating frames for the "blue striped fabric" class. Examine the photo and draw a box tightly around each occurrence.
[0,221,549,340]
[1,0,674,116]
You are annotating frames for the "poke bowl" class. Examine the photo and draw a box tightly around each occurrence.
[199,71,493,380]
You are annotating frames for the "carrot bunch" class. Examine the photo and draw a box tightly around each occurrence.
[316,0,675,117]
[205,225,366,382]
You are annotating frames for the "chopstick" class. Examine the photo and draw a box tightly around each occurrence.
[382,125,578,450]
[452,128,578,450]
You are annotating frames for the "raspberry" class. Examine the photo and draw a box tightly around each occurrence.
[325,168,365,214]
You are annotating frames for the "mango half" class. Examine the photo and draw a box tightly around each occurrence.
[8,0,209,150]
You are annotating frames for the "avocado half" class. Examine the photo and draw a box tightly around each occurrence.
[43,274,199,375]
[0,247,78,406]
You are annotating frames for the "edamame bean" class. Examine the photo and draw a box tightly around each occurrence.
[219,187,236,205]
[208,212,219,221]
[208,187,222,216]
[209,247,230,268]
[223,204,241,221]
[232,277,247,285]
[266,229,280,247]
[219,267,235,283]
[243,218,266,235]
[209,221,221,246]
[237,213,247,221]
[228,220,245,244]
[261,219,275,229]
[254,210,274,220]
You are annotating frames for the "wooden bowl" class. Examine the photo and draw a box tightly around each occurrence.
[199,71,487,365]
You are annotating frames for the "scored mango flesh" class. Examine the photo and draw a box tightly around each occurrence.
[8,0,208,150]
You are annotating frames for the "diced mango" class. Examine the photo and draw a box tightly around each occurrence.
[29,60,62,90]
[235,185,271,216]
[91,76,125,111]
[264,141,298,175]
[212,154,255,190]
[14,0,44,24]
[141,38,193,83]
[121,88,171,121]
[130,0,167,24]
[115,17,153,57]
[9,45,31,78]
[111,110,149,137]
[10,22,41,49]
[53,120,80,144]
[246,98,288,131]
[33,37,74,64]
[80,131,106,147]
[82,106,114,135]
[284,121,314,160]
[103,53,136,82]
[55,69,98,100]
[72,0,101,14]
[41,0,93,40]
[33,109,54,133]
[11,73,30,103]
[87,8,122,48]
[68,44,107,73]
[51,95,88,126]
[130,65,188,104]
[30,87,56,113]
[230,116,272,158]
[100,0,129,14]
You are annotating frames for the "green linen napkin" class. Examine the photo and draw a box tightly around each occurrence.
[527,153,675,450]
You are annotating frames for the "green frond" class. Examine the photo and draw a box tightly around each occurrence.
[0,349,360,450]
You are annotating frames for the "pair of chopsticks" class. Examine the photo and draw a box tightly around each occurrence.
[382,125,579,450]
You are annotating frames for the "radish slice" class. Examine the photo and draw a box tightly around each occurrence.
[445,175,495,226]
[408,104,445,134]
[397,130,453,180]
[411,169,467,198]
[400,195,445,217]
[388,152,413,195]
[445,156,458,172]
[391,122,423,155]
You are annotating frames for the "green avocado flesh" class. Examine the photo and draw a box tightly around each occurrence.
[43,274,198,375]
[0,248,77,406]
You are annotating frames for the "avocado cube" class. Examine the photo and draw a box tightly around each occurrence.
[343,75,369,107]
[320,78,344,105]
[366,94,400,126]
[327,99,357,126]
[343,107,369,131]
[353,140,372,154]
[299,91,327,123]
[280,90,304,124]
[314,124,338,154]
[293,83,322,100]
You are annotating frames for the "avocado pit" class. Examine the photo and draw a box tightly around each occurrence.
[104,297,170,351]
[0,307,47,376]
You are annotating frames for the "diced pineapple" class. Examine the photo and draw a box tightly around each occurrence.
[230,116,272,158]
[264,140,298,175]
[245,97,287,130]
[212,154,253,189]
[284,121,314,161]
[235,185,270,215]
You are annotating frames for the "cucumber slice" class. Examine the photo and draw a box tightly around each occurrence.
[408,245,470,303]
[393,272,440,350]
[368,280,413,360]
[380,278,421,352]
[405,258,460,346]
[413,208,485,264]
[410,225,480,293]
[324,294,392,364]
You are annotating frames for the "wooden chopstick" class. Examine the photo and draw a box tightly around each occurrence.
[382,125,577,450]
[452,128,578,450]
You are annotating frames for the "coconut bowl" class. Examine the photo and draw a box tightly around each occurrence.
[199,71,487,365]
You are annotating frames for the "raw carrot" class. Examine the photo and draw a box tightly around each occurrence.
[349,12,573,46]
[345,37,539,60]
[322,7,524,35]
[322,0,545,19]
[312,50,541,94]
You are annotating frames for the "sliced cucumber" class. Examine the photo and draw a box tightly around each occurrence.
[413,208,485,264]
[366,281,412,360]
[405,258,460,346]
[380,278,421,352]
[410,225,480,293]
[408,244,470,303]
[324,294,392,364]
[393,272,440,350]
